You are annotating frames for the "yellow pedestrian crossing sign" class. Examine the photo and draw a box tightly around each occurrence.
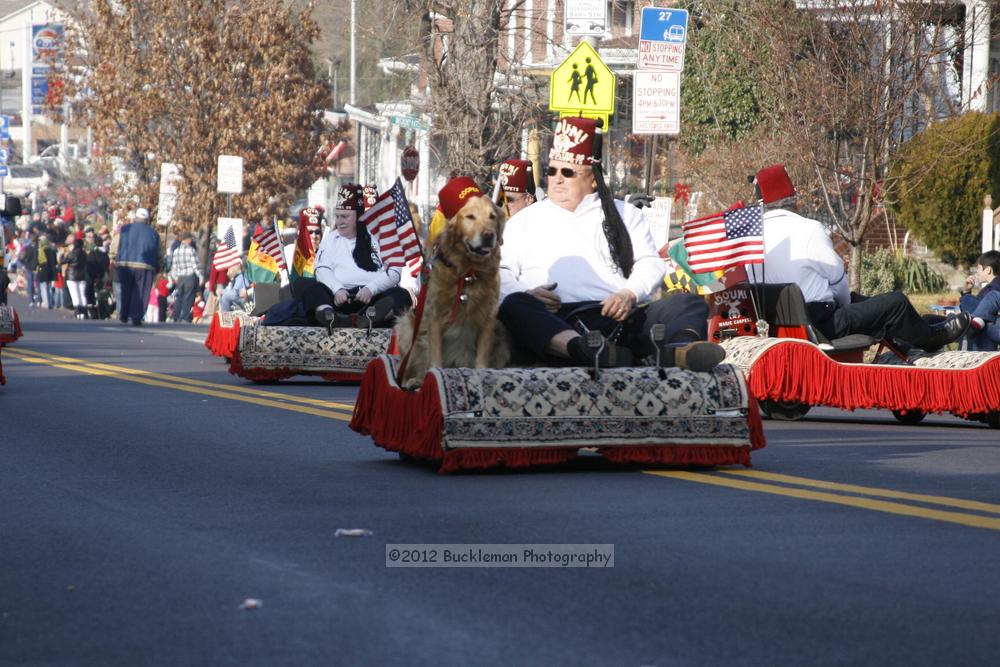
[549,42,616,118]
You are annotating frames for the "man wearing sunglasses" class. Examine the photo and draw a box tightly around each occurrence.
[498,117,724,371]
[496,158,539,217]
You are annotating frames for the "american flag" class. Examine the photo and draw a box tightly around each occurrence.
[360,178,421,270]
[682,204,765,274]
[252,222,286,271]
[213,222,241,271]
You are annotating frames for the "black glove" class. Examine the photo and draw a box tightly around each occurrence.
[626,194,654,209]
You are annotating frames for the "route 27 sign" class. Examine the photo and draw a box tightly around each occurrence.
[638,7,689,71]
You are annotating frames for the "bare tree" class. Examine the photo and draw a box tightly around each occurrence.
[413,0,545,182]
[65,0,330,255]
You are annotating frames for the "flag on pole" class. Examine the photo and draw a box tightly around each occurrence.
[212,218,242,271]
[246,222,285,284]
[360,178,422,270]
[290,209,318,282]
[661,241,724,293]
[682,204,765,274]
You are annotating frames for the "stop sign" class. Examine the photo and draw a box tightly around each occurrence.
[401,146,419,181]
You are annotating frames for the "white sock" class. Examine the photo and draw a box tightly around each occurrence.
[971,317,985,331]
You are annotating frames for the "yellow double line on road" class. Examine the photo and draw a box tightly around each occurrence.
[646,469,1000,532]
[5,347,355,422]
[10,346,998,530]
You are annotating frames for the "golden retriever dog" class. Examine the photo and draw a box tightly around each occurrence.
[396,195,511,388]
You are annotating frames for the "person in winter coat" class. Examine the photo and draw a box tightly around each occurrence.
[84,229,110,318]
[35,236,58,308]
[60,238,89,318]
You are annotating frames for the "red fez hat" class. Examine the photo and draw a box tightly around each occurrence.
[299,206,323,232]
[549,117,600,166]
[336,184,364,213]
[437,177,483,220]
[755,164,796,204]
[362,184,379,210]
[499,159,535,195]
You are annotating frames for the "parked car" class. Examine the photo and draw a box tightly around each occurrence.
[2,164,50,197]
[29,144,89,174]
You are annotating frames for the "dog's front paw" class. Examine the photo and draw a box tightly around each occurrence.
[402,377,423,391]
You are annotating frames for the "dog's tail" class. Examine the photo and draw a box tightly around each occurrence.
[393,309,417,357]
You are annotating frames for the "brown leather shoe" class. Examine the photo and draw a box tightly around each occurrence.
[662,341,726,372]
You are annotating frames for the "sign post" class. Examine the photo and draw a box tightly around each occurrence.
[632,71,680,135]
[157,162,181,227]
[30,23,65,116]
[401,146,419,182]
[549,41,616,129]
[564,0,607,36]
[635,7,689,194]
[637,7,689,71]
[217,154,243,218]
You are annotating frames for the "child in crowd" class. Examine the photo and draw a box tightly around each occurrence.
[146,283,160,323]
[191,292,206,323]
[156,274,170,323]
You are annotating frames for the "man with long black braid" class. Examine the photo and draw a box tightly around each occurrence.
[498,117,725,371]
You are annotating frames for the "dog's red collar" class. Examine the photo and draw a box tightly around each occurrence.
[431,246,480,324]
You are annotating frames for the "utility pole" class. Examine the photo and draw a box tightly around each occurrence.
[350,0,357,106]
[21,22,31,163]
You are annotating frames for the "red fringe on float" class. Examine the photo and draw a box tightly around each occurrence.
[350,357,765,473]
[204,314,243,359]
[748,342,1000,417]
[227,349,362,383]
[0,311,22,385]
[203,312,219,353]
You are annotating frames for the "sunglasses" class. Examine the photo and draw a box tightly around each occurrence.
[547,166,583,178]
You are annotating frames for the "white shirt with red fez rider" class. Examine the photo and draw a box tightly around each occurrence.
[749,164,850,307]
[500,121,665,305]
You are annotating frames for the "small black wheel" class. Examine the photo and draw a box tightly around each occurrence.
[760,399,811,421]
[987,413,1000,429]
[892,409,926,425]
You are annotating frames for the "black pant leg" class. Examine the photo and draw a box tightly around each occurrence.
[133,269,154,321]
[498,292,580,360]
[174,274,197,322]
[368,287,412,324]
[833,291,930,344]
[117,267,133,323]
[297,278,335,317]
[628,292,710,359]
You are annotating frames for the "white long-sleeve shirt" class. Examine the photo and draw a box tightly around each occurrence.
[749,208,850,306]
[500,193,666,303]
[314,231,399,296]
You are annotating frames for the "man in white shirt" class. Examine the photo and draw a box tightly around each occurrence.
[752,164,969,350]
[498,117,724,371]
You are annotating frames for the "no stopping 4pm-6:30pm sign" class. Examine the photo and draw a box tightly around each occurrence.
[632,71,680,135]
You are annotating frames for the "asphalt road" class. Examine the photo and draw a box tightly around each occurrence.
[2,295,999,666]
